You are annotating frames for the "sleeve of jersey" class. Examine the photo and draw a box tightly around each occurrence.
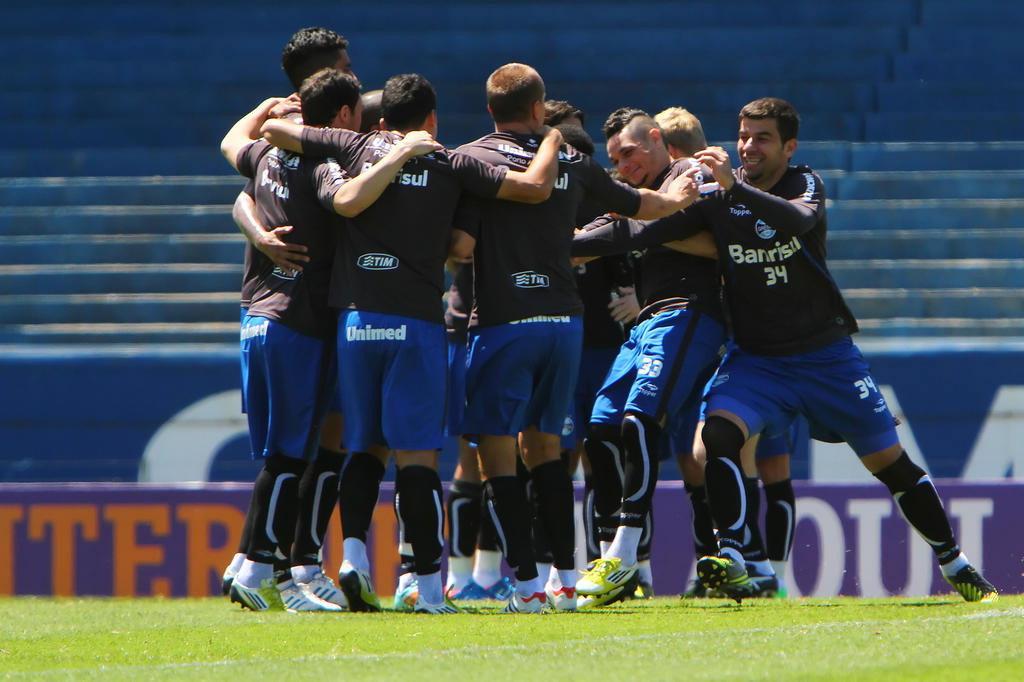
[450,151,508,198]
[586,158,642,216]
[725,172,823,237]
[299,127,359,166]
[571,209,705,257]
[313,159,351,212]
[235,140,268,180]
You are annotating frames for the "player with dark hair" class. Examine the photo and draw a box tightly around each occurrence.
[219,69,442,612]
[572,97,997,603]
[262,72,563,614]
[569,107,722,604]
[221,27,360,609]
[280,27,351,90]
[454,65,699,613]
[544,99,585,128]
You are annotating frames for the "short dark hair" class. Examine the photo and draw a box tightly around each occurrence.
[381,74,436,131]
[299,69,361,127]
[544,99,585,127]
[739,97,800,143]
[358,89,383,134]
[555,123,595,156]
[281,27,349,90]
[602,107,654,140]
[486,63,545,124]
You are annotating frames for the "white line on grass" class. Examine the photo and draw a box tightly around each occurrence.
[11,606,1024,677]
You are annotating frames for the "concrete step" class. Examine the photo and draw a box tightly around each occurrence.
[848,142,1024,171]
[877,82,1024,113]
[830,259,1024,289]
[864,112,1024,142]
[0,292,238,325]
[828,199,1024,231]
[857,318,1024,338]
[820,170,1024,200]
[920,1,1024,26]
[0,234,244,266]
[0,176,245,206]
[0,148,234,177]
[0,263,242,295]
[827,229,1024,260]
[0,322,239,345]
[844,289,1024,319]
[0,205,231,236]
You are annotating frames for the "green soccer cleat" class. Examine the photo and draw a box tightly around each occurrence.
[631,580,654,600]
[338,564,382,612]
[945,565,998,603]
[576,558,638,597]
[229,577,285,611]
[696,555,757,603]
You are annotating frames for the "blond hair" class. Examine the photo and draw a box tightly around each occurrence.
[654,107,707,158]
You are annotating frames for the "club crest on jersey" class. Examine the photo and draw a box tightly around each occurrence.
[562,417,575,437]
[512,271,550,288]
[357,253,399,270]
[754,219,776,240]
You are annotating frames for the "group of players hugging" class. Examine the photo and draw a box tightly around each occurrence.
[217,27,997,614]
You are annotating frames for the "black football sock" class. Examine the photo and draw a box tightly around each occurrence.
[619,413,662,527]
[447,479,483,560]
[236,481,259,554]
[477,488,500,552]
[874,452,961,564]
[483,476,538,582]
[741,476,769,563]
[638,511,654,563]
[685,483,718,557]
[245,453,305,565]
[701,417,748,557]
[338,451,385,541]
[396,466,444,576]
[393,491,415,580]
[584,430,625,544]
[583,473,601,563]
[290,447,345,567]
[519,457,553,565]
[531,459,576,570]
[764,479,796,562]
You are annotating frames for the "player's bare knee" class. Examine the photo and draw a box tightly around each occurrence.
[757,454,791,484]
[860,443,905,475]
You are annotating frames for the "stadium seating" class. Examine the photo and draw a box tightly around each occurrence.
[0,0,1021,345]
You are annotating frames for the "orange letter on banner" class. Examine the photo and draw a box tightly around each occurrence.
[27,505,99,596]
[103,505,171,597]
[0,506,24,595]
[371,502,398,597]
[176,504,245,597]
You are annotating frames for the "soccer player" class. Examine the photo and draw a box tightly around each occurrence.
[573,97,997,603]
[654,107,708,161]
[262,72,564,613]
[222,27,356,606]
[358,89,383,134]
[219,69,442,612]
[454,67,699,613]
[569,108,722,605]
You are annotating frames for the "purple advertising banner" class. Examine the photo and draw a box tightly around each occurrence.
[1,481,1020,598]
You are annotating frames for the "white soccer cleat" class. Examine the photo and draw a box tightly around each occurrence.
[413,596,461,614]
[279,581,344,612]
[545,585,577,612]
[229,577,285,611]
[502,591,547,614]
[297,572,348,610]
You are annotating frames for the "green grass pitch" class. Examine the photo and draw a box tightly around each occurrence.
[2,595,1022,680]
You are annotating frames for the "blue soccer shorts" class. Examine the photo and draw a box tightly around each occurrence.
[591,308,725,430]
[240,314,334,460]
[463,316,583,438]
[337,309,447,453]
[706,336,899,457]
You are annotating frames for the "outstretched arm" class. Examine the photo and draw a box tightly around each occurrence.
[630,166,702,220]
[260,118,307,153]
[221,98,285,170]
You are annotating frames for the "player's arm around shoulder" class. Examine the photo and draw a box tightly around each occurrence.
[328,131,443,218]
[495,126,563,203]
[220,97,285,171]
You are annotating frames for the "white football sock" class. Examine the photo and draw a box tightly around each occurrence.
[472,549,503,588]
[235,559,273,588]
[607,526,642,566]
[341,538,369,573]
